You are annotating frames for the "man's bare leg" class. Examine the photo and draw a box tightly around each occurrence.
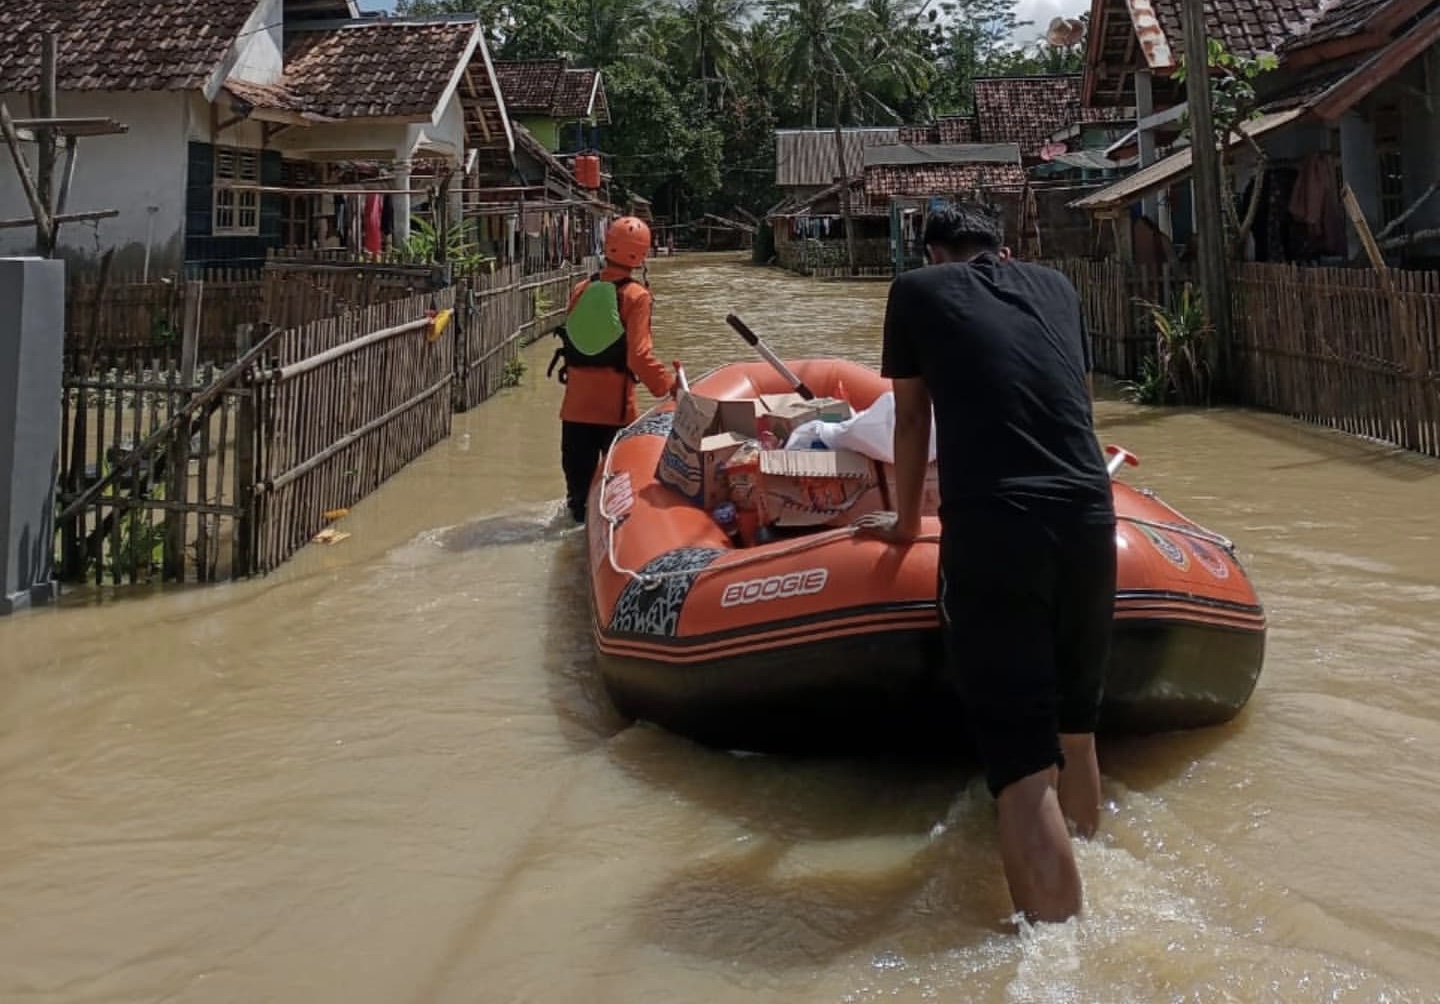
[1058,732,1101,838]
[995,767,1083,923]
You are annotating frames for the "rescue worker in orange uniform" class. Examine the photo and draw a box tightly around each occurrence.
[549,216,676,524]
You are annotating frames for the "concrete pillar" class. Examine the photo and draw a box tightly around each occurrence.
[393,160,412,247]
[0,257,64,615]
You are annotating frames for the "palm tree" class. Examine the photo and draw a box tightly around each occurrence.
[769,0,931,272]
[669,0,750,112]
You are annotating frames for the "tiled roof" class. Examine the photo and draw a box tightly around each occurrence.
[899,117,979,144]
[0,0,259,92]
[972,76,1084,156]
[938,116,980,143]
[864,162,1027,197]
[278,23,476,119]
[1281,0,1388,48]
[495,60,607,120]
[774,127,901,187]
[223,78,309,114]
[1150,0,1328,60]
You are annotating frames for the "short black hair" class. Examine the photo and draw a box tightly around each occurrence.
[923,201,1003,258]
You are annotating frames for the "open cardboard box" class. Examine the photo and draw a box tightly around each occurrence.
[876,460,942,518]
[656,389,859,515]
[755,393,853,442]
[656,390,761,508]
[756,449,881,527]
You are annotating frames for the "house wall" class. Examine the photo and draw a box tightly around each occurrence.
[219,0,285,88]
[520,116,560,151]
[406,93,465,161]
[0,90,191,275]
[1340,112,1381,259]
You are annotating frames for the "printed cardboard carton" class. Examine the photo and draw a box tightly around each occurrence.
[655,391,759,507]
[756,449,879,527]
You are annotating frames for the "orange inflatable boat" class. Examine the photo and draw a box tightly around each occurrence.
[585,359,1266,753]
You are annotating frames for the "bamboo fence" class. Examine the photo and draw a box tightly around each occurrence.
[1049,257,1440,458]
[1231,263,1440,456]
[57,349,250,585]
[66,268,263,356]
[247,290,457,573]
[454,263,577,411]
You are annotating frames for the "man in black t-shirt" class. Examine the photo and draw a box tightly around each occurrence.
[859,202,1116,925]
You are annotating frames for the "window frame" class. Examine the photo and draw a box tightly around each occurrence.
[212,147,261,237]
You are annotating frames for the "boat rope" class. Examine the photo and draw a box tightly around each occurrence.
[598,400,1236,591]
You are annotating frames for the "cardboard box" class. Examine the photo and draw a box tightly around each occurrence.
[755,394,854,443]
[877,460,942,517]
[656,391,759,508]
[757,449,880,527]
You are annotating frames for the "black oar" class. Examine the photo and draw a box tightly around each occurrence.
[725,313,815,400]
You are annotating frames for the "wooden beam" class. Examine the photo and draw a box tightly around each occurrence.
[1311,9,1440,120]
[0,208,119,230]
[0,101,53,242]
[10,116,128,138]
[464,67,480,98]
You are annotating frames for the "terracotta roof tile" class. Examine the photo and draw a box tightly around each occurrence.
[280,23,476,120]
[1150,0,1328,60]
[972,76,1083,156]
[902,118,980,144]
[495,60,608,121]
[0,0,257,92]
[222,78,309,114]
[937,116,979,143]
[864,162,1027,197]
[1281,0,1389,49]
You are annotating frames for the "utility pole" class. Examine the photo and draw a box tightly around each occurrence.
[1179,0,1233,395]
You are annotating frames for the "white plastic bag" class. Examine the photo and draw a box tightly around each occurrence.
[783,391,936,464]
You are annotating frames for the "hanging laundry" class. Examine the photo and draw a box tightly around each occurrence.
[363,193,383,255]
[381,195,395,241]
[1288,152,1346,258]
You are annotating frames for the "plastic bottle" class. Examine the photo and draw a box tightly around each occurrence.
[711,502,745,548]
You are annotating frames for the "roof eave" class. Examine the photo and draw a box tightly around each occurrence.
[432,23,483,126]
[1310,6,1440,119]
[201,0,271,104]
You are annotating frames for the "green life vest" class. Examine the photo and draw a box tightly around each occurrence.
[547,275,634,384]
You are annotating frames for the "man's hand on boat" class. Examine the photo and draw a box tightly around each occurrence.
[852,511,920,544]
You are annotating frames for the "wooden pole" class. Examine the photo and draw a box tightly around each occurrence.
[164,280,203,581]
[36,33,57,255]
[0,101,53,244]
[1179,0,1233,395]
[830,71,858,277]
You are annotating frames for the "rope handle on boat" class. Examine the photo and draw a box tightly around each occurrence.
[597,404,1236,591]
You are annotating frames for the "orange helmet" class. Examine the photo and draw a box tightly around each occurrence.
[604,216,651,268]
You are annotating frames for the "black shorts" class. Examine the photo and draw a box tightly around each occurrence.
[939,509,1117,797]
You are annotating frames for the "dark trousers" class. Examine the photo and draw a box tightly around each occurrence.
[561,421,621,523]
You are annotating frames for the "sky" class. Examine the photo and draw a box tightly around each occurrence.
[353,0,1087,44]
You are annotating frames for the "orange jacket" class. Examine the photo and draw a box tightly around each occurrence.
[559,265,675,426]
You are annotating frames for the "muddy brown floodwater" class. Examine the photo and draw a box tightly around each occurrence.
[4,253,1440,1003]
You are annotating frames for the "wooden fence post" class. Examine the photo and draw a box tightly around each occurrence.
[163,280,201,580]
[233,322,261,578]
[452,278,471,413]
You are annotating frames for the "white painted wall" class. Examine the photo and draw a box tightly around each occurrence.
[206,0,283,92]
[0,90,191,274]
[406,94,466,162]
[188,92,267,148]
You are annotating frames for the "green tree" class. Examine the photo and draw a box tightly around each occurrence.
[1175,40,1278,258]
